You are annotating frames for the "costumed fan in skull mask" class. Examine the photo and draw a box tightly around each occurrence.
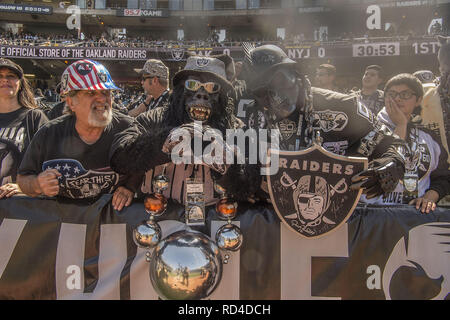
[241,44,406,200]
[110,55,261,212]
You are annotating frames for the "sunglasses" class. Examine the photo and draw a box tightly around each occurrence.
[386,90,416,100]
[185,79,221,94]
[252,69,297,95]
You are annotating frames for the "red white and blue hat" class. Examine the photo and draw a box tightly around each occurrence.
[60,59,120,95]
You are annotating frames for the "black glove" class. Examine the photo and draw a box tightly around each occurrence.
[350,159,404,199]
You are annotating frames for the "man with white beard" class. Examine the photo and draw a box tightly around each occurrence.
[17,60,141,211]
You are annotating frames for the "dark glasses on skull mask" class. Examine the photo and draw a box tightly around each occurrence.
[252,68,298,95]
[185,79,221,94]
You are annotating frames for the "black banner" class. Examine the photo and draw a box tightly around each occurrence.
[0,40,441,63]
[0,45,148,61]
[0,4,52,15]
[0,195,449,300]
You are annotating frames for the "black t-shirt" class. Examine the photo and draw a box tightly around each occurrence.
[18,111,141,199]
[0,107,48,185]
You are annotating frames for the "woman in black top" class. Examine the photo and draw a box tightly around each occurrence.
[0,58,48,198]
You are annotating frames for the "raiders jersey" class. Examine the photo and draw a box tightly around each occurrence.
[361,108,449,205]
[355,89,384,116]
[245,87,402,161]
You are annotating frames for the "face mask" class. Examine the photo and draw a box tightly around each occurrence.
[254,68,300,121]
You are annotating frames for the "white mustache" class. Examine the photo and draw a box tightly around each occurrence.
[92,103,110,110]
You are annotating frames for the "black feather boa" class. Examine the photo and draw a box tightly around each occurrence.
[111,83,258,201]
[111,125,173,175]
[213,164,263,202]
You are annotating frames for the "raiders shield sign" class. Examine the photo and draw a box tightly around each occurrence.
[267,144,367,238]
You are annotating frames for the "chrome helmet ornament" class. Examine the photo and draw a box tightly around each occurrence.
[149,230,223,300]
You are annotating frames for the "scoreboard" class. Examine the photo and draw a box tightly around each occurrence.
[0,40,441,62]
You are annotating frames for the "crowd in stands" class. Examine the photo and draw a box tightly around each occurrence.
[0,29,443,49]
[1,38,449,211]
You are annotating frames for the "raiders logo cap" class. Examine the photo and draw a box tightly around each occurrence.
[0,58,24,78]
[412,70,435,84]
[172,56,234,92]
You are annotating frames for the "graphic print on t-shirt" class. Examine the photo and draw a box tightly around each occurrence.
[0,125,25,185]
[0,140,20,185]
[42,159,119,199]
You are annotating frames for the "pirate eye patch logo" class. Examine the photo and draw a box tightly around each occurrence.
[267,145,367,238]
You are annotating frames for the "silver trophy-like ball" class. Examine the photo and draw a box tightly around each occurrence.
[153,174,169,193]
[149,230,223,300]
[133,220,162,249]
[215,224,243,252]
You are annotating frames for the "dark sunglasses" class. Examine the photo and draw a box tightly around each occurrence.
[252,69,297,95]
[185,79,221,94]
[386,90,416,100]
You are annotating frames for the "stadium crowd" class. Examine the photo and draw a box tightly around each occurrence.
[1,29,444,49]
[1,37,449,216]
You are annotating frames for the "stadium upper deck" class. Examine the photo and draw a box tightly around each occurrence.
[0,0,448,84]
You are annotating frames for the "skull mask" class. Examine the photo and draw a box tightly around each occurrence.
[184,74,221,124]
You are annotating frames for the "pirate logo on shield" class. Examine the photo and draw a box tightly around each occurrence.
[267,144,367,238]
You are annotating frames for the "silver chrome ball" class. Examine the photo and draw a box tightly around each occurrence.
[153,174,170,193]
[133,220,162,249]
[149,230,223,300]
[215,224,243,252]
